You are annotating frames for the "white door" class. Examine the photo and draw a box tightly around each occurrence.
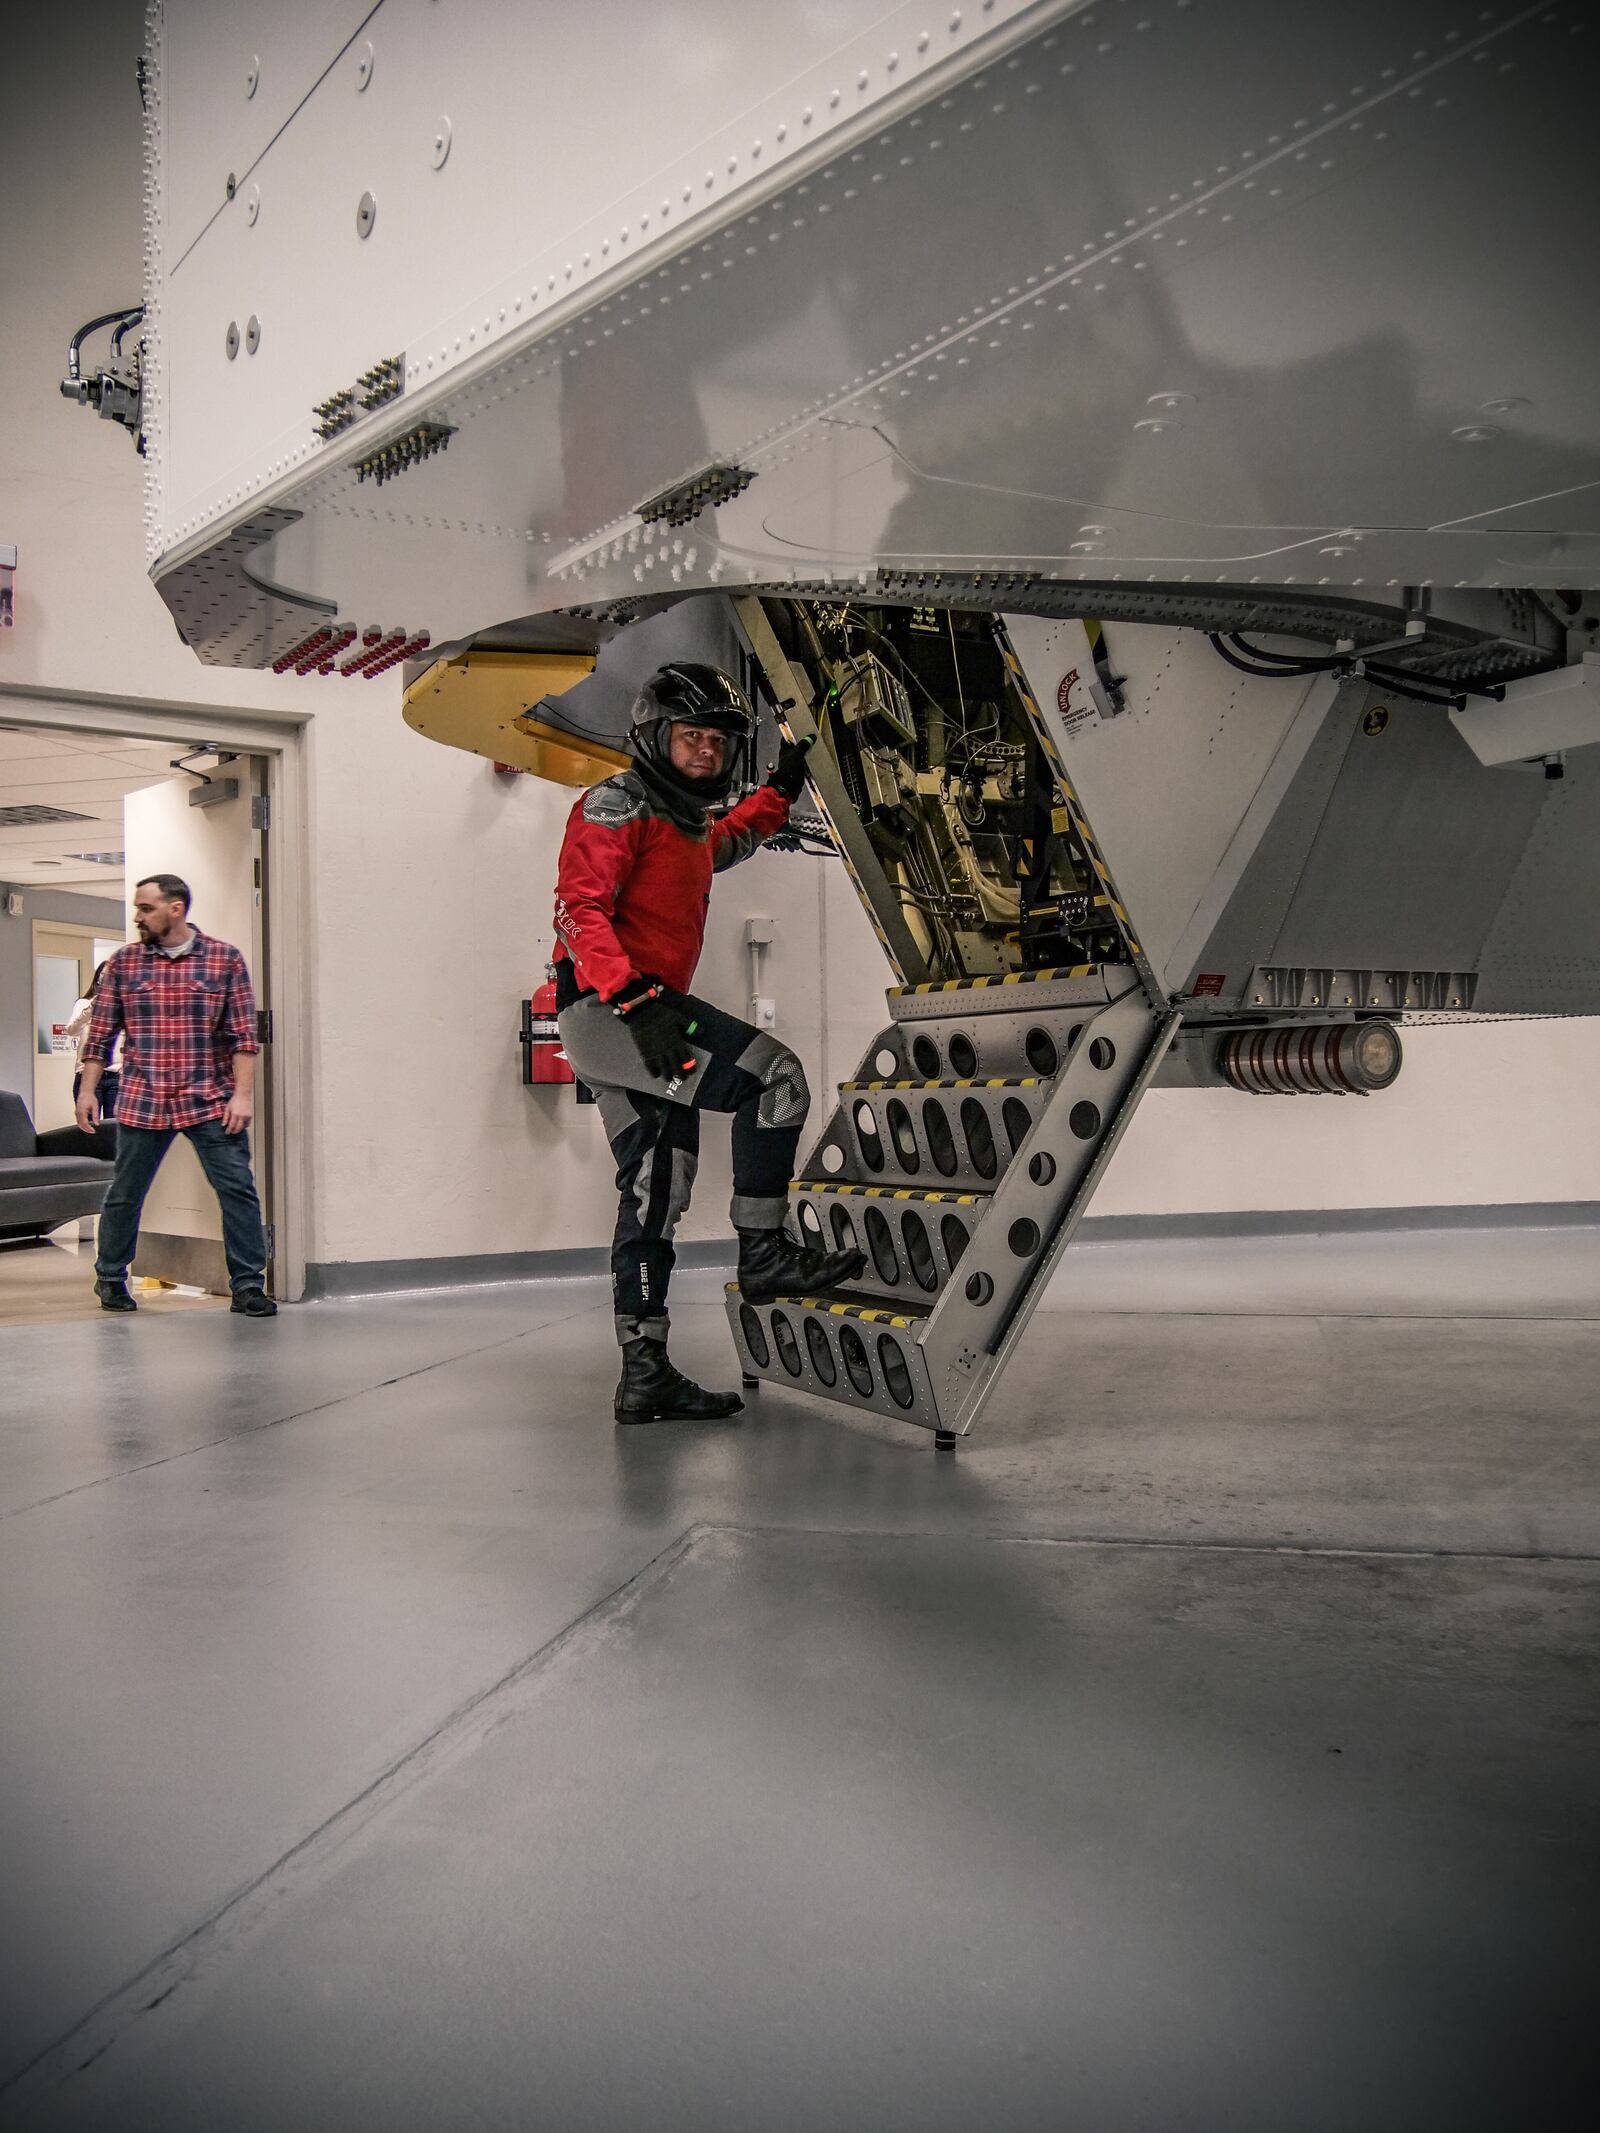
[31,925,103,1133]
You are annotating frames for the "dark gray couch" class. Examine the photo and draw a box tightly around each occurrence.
[0,1091,114,1243]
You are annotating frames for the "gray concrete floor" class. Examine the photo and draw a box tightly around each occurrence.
[0,1227,1596,2130]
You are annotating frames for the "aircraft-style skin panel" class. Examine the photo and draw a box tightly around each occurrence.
[137,0,1598,662]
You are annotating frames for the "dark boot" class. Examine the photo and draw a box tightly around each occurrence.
[614,1339,744,1424]
[735,1225,866,1305]
[96,1278,136,1313]
[230,1289,277,1317]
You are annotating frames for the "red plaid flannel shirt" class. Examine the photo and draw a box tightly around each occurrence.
[82,930,259,1130]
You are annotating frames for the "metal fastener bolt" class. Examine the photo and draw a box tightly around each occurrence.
[245,183,260,225]
[356,40,374,90]
[245,315,261,354]
[245,57,259,98]
[225,171,237,200]
[356,191,377,238]
[225,321,240,360]
[1451,423,1500,444]
[430,116,452,169]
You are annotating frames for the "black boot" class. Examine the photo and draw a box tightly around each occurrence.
[735,1225,866,1305]
[95,1277,136,1313]
[614,1339,744,1424]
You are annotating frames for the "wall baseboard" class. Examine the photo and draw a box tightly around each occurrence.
[302,1237,736,1300]
[301,1204,1600,1301]
[1076,1201,1600,1242]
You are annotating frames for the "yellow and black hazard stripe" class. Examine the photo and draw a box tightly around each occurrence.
[888,963,1099,997]
[723,1284,923,1330]
[792,1181,984,1206]
[840,1075,1041,1092]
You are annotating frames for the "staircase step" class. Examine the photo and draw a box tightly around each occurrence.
[812,1075,1056,1190]
[791,1180,988,1303]
[838,1074,1044,1092]
[727,1285,937,1425]
[888,963,1097,998]
[793,1181,989,1206]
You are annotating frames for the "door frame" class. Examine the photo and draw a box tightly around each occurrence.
[0,682,312,1300]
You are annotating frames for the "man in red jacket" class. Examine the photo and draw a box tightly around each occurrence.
[554,661,865,1423]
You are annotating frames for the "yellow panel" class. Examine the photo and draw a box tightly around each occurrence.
[402,648,630,788]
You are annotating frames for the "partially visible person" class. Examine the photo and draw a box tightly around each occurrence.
[64,959,120,1119]
[76,874,275,1318]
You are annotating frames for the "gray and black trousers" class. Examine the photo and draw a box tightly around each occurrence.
[557,986,810,1348]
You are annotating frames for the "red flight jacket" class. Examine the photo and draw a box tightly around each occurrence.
[553,771,790,1001]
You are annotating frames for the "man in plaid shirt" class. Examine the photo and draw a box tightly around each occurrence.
[76,873,276,1317]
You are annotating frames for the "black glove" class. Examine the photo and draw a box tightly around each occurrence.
[766,733,815,803]
[612,976,698,1082]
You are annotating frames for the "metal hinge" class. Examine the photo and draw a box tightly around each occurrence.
[251,793,271,830]
[256,1009,273,1044]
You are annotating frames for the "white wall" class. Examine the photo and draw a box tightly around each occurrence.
[302,695,883,1271]
[0,0,317,717]
[1101,1020,1600,1218]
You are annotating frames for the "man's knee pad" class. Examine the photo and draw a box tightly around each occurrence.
[737,1033,810,1130]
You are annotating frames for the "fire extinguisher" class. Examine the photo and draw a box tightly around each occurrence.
[522,966,575,1086]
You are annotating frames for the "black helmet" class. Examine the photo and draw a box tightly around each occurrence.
[628,661,754,807]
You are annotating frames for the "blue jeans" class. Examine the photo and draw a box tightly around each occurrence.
[95,1119,267,1295]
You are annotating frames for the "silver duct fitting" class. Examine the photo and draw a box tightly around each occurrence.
[1218,1022,1402,1096]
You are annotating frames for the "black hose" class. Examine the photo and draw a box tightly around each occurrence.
[1229,631,1345,672]
[1207,634,1323,680]
[65,306,144,382]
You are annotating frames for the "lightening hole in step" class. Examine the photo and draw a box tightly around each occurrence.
[1067,1022,1085,1050]
[1069,1100,1102,1140]
[854,1101,885,1171]
[960,1097,998,1179]
[1002,1096,1033,1153]
[876,1333,916,1408]
[948,1031,978,1077]
[875,1046,900,1077]
[771,1309,803,1375]
[901,1209,938,1291]
[912,1033,942,1077]
[923,1100,959,1176]
[1008,1217,1041,1257]
[839,1322,874,1395]
[821,1141,846,1174]
[886,1097,920,1171]
[829,1204,859,1252]
[864,1205,901,1283]
[1024,1027,1059,1075]
[1028,1151,1056,1186]
[1088,1036,1117,1070]
[739,1305,770,1368]
[965,1270,994,1304]
[798,1199,824,1246]
[941,1213,970,1269]
[804,1317,838,1385]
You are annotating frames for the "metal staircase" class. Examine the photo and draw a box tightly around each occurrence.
[725,968,1178,1445]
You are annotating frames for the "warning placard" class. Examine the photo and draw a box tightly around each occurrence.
[1054,667,1098,740]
